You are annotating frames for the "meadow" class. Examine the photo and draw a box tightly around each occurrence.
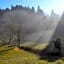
[0,44,64,64]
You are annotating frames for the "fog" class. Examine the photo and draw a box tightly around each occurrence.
[0,8,61,44]
[50,12,64,41]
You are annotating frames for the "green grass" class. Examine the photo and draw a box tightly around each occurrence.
[21,42,48,50]
[0,45,64,64]
[34,43,48,50]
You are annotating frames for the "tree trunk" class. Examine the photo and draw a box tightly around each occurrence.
[8,32,12,44]
[17,28,20,47]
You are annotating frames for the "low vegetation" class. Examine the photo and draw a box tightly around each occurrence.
[0,45,64,64]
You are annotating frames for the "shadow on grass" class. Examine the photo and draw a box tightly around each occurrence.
[0,45,14,54]
[20,44,63,62]
[39,13,64,62]
[39,44,63,62]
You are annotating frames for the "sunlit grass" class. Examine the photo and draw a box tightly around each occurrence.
[0,45,39,64]
[0,44,64,64]
[21,42,49,50]
[34,43,48,50]
[21,42,35,47]
[0,45,13,51]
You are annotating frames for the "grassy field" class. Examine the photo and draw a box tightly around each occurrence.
[0,45,64,64]
[21,42,48,50]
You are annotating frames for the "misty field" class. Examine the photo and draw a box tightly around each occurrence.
[21,42,48,50]
[0,44,64,64]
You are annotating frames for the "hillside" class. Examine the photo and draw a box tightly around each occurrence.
[0,45,64,64]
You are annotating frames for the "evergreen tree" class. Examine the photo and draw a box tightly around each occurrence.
[37,5,43,14]
[32,6,35,12]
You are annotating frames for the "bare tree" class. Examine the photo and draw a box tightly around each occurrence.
[4,23,14,44]
[17,27,21,47]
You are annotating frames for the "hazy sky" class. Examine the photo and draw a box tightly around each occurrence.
[0,0,64,15]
